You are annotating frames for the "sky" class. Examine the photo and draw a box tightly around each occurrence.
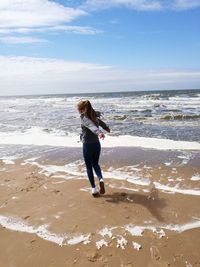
[0,0,200,96]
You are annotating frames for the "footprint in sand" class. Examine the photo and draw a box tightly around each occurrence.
[150,245,161,261]
[149,246,170,267]
[86,250,101,262]
[147,186,158,200]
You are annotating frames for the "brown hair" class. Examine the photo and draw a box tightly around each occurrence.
[77,100,99,124]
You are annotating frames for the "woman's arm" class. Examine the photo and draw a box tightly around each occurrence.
[98,119,110,132]
[82,116,102,135]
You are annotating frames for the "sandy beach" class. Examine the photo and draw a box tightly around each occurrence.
[0,147,200,267]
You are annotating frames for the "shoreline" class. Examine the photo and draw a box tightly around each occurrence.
[1,131,200,150]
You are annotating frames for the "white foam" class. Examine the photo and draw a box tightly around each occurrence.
[124,219,200,237]
[0,127,200,150]
[152,229,166,239]
[24,160,150,187]
[24,160,85,179]
[0,215,66,246]
[96,239,108,250]
[1,156,17,165]
[36,225,66,246]
[191,174,200,181]
[2,159,15,164]
[154,182,200,196]
[103,136,200,150]
[26,158,200,197]
[103,168,150,186]
[164,161,173,166]
[0,215,93,247]
[124,224,159,237]
[132,241,142,251]
[80,187,90,192]
[98,227,114,238]
[163,220,200,233]
[20,157,41,166]
[178,153,193,165]
[127,177,150,186]
[0,127,80,147]
[67,234,91,245]
[108,184,139,192]
[1,215,200,250]
[124,225,144,236]
[116,236,128,250]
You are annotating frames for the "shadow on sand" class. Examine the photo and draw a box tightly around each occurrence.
[102,187,167,222]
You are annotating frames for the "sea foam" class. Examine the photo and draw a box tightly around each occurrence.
[0,127,200,150]
[1,215,200,250]
[0,215,66,246]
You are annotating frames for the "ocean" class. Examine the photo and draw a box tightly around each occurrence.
[0,89,200,141]
[0,88,199,164]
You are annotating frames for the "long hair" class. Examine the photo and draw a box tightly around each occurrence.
[77,100,100,124]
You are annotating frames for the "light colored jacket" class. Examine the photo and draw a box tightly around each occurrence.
[80,115,110,143]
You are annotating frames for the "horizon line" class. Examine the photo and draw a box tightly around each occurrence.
[0,88,200,98]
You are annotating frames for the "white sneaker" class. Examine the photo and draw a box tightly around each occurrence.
[91,187,100,197]
[91,187,98,195]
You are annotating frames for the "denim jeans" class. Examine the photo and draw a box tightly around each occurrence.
[83,141,103,188]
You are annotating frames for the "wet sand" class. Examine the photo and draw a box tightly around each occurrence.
[0,147,200,267]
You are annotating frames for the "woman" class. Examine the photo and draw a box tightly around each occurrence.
[77,100,110,197]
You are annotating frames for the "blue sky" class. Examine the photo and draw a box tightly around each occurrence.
[0,0,200,95]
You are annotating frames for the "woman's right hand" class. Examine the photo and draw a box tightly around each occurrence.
[99,132,105,139]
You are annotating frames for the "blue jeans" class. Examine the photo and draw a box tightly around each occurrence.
[83,142,103,188]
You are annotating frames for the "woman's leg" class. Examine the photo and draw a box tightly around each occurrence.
[83,143,96,188]
[92,142,103,181]
[92,142,105,194]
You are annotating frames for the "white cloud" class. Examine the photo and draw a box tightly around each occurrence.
[0,26,102,35]
[0,36,49,44]
[82,0,163,11]
[173,0,200,10]
[0,0,101,37]
[48,25,103,35]
[0,0,86,28]
[0,56,199,96]
[82,0,200,11]
[0,0,199,40]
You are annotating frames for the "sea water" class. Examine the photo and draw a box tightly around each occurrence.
[0,89,200,147]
